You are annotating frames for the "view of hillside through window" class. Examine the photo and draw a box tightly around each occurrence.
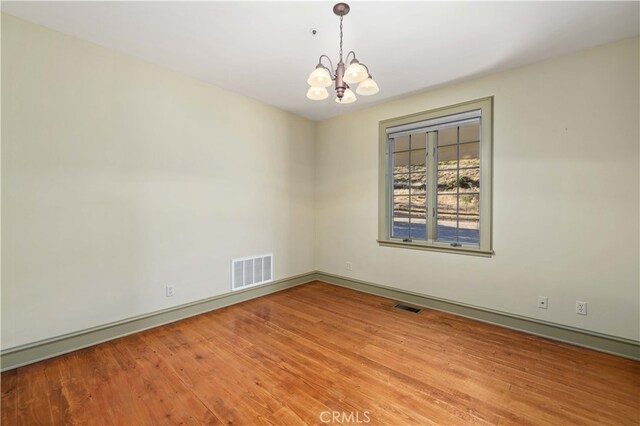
[391,122,480,246]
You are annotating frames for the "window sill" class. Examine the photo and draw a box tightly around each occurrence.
[377,239,494,257]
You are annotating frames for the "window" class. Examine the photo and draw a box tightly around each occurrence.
[378,97,493,256]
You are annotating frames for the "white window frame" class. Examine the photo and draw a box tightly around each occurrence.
[378,97,494,257]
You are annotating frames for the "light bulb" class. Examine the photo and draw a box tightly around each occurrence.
[343,62,368,84]
[306,86,329,101]
[356,77,379,96]
[307,67,332,88]
[335,88,356,104]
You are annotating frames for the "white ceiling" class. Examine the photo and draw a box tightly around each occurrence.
[2,1,639,121]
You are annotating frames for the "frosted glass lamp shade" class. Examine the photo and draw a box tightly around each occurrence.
[307,67,332,88]
[335,88,356,104]
[306,86,329,101]
[356,77,379,96]
[343,62,368,84]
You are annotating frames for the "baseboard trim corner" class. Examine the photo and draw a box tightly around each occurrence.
[314,271,640,361]
[1,272,317,372]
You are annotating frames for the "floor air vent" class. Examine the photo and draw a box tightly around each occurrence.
[394,303,422,314]
[232,254,273,291]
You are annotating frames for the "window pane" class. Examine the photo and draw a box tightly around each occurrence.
[459,123,479,143]
[460,141,480,159]
[393,195,410,218]
[438,145,457,169]
[437,194,457,216]
[410,132,427,150]
[392,195,410,239]
[393,174,410,196]
[410,172,426,194]
[409,193,427,241]
[410,195,426,217]
[392,193,409,239]
[394,151,409,174]
[410,217,427,240]
[392,193,427,240]
[438,126,457,146]
[459,227,480,246]
[459,194,480,246]
[458,168,480,193]
[392,219,410,239]
[410,149,427,172]
[437,194,458,243]
[437,223,459,243]
[437,170,457,194]
[393,135,410,152]
[460,142,480,168]
[459,194,479,215]
[436,194,480,246]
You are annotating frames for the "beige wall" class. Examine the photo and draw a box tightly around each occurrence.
[315,37,640,341]
[1,14,316,348]
[2,13,639,350]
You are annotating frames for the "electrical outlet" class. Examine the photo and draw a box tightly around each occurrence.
[576,301,587,315]
[537,296,548,309]
[345,262,353,271]
[166,285,175,297]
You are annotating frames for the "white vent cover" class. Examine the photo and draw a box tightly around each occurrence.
[231,254,273,291]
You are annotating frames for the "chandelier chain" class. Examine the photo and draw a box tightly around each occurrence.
[339,15,344,63]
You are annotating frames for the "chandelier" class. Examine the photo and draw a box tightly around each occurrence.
[306,2,379,104]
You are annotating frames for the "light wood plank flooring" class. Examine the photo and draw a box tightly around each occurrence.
[2,281,639,425]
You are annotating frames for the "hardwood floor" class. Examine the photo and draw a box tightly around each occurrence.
[2,281,639,425]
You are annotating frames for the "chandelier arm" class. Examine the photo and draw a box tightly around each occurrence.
[318,55,336,80]
[360,62,371,77]
[345,51,357,64]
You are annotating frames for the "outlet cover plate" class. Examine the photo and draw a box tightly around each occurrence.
[166,285,175,297]
[576,301,587,315]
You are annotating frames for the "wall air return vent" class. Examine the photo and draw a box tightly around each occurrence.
[231,254,273,291]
